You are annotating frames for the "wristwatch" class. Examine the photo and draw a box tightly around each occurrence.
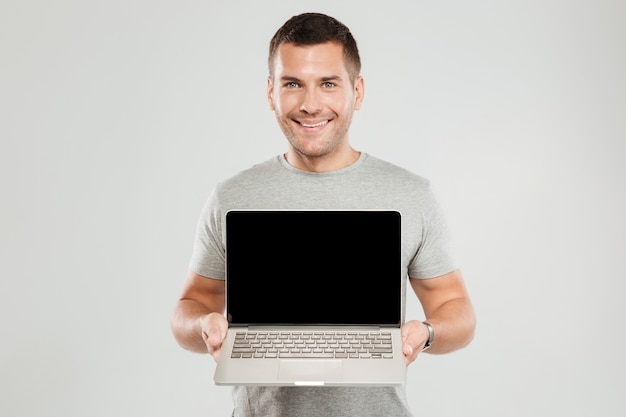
[422,322,434,351]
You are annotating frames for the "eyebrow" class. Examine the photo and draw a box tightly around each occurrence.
[280,75,343,83]
[280,76,302,83]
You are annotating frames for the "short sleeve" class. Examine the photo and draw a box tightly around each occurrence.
[188,189,226,280]
[407,186,458,279]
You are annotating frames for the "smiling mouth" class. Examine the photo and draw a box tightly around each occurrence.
[298,120,329,128]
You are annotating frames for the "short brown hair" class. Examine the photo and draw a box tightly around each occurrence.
[268,13,361,83]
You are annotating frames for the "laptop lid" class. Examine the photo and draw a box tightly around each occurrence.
[225,210,401,327]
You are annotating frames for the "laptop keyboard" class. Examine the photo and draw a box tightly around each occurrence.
[230,331,394,359]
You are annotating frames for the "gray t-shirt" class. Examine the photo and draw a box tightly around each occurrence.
[190,153,457,417]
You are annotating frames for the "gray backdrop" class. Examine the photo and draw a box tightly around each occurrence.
[2,0,625,416]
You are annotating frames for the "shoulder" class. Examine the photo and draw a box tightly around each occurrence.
[210,156,294,209]
[216,156,283,190]
[360,153,431,191]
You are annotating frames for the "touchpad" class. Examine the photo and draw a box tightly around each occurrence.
[279,360,343,383]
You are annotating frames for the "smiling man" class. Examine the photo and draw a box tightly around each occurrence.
[171,12,475,417]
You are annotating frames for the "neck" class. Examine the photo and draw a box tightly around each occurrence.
[285,148,361,173]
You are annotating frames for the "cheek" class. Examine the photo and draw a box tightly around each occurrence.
[274,94,299,115]
[336,96,355,114]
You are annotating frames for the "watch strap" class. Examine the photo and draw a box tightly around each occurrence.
[422,322,434,351]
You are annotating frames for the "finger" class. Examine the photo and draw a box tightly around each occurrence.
[202,315,228,359]
[403,342,419,365]
[401,321,424,365]
[201,329,222,359]
[401,321,421,348]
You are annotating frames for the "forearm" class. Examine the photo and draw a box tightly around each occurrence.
[423,297,475,354]
[170,299,213,353]
[171,272,227,354]
[410,270,476,355]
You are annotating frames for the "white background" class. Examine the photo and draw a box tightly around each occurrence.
[2,1,625,416]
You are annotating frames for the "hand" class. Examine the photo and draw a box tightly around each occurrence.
[401,320,430,365]
[201,312,229,361]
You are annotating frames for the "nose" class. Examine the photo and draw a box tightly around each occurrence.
[299,88,323,115]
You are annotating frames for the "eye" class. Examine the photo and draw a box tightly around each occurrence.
[322,82,335,88]
[285,82,299,88]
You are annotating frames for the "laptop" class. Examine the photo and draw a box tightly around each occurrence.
[214,210,407,386]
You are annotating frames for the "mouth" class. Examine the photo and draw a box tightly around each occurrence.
[295,119,330,131]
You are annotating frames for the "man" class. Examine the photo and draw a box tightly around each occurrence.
[171,12,475,417]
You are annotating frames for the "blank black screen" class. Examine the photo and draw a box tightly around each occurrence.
[225,210,401,326]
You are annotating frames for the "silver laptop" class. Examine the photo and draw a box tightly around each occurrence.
[214,210,407,386]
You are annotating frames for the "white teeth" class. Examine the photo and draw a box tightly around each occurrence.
[300,120,328,128]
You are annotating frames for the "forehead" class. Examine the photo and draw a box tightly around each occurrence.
[272,42,349,78]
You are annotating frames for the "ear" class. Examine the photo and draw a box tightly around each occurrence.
[267,76,276,111]
[353,76,365,110]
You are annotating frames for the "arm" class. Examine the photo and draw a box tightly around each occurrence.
[170,270,228,360]
[401,269,476,364]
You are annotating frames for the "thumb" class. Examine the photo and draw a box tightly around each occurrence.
[402,342,414,357]
[203,314,227,349]
[401,321,423,364]
[206,326,221,343]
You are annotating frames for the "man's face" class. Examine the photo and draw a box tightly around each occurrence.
[267,42,364,168]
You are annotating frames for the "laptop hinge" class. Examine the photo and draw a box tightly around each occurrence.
[245,325,383,331]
